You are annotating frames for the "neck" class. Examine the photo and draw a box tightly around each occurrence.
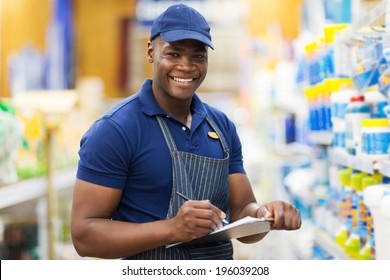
[151,86,194,126]
[185,110,192,129]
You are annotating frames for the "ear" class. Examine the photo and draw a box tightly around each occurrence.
[146,41,154,63]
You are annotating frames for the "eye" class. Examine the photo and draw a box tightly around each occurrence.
[167,52,179,58]
[193,54,207,60]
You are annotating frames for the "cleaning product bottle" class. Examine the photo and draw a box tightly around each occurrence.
[358,176,380,260]
[363,182,390,259]
[344,171,365,258]
[345,95,371,156]
[379,192,390,259]
[360,223,376,260]
[344,206,360,258]
[364,88,388,118]
[361,119,390,161]
[335,168,352,248]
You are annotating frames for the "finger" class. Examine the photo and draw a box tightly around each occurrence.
[288,208,302,230]
[275,203,301,230]
[263,202,285,230]
[195,207,224,229]
[256,205,272,219]
[189,200,226,226]
[179,200,222,229]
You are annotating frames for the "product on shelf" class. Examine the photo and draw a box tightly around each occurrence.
[0,101,23,184]
[379,194,390,258]
[360,118,390,160]
[364,89,388,118]
[345,95,371,156]
[14,108,46,179]
[358,176,380,260]
[329,78,355,152]
[335,168,352,248]
[363,182,390,259]
[329,78,354,121]
[344,171,366,258]
[378,68,390,98]
[323,24,349,78]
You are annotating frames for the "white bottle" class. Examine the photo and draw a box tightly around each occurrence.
[363,184,390,259]
[345,95,371,155]
[379,194,390,259]
[364,90,388,118]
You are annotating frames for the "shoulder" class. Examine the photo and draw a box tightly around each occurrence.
[202,102,236,132]
[104,94,141,121]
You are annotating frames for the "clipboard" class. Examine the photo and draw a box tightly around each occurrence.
[166,216,273,248]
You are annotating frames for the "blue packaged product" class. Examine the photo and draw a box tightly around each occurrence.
[361,119,390,159]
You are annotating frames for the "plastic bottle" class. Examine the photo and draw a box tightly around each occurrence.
[329,78,354,153]
[359,225,375,260]
[361,118,390,160]
[335,168,352,248]
[332,119,346,151]
[317,82,330,131]
[363,183,390,259]
[364,89,388,118]
[305,87,319,132]
[328,165,343,236]
[357,176,380,260]
[345,95,371,155]
[0,102,23,184]
[323,24,349,78]
[344,171,366,258]
[305,41,320,86]
[329,78,355,121]
[379,193,390,259]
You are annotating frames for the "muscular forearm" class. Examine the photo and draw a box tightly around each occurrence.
[233,202,269,244]
[71,218,175,259]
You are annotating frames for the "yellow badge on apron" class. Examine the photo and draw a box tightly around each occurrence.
[208,131,219,139]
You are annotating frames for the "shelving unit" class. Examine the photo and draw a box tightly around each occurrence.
[0,166,76,210]
[302,1,390,260]
[308,132,333,146]
[0,167,77,259]
[308,134,390,177]
[329,149,378,174]
[315,229,350,260]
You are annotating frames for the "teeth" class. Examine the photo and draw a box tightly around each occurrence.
[173,77,193,83]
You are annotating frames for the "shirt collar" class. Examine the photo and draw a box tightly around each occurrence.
[139,79,207,119]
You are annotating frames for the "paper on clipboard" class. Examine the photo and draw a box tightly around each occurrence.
[166,216,273,248]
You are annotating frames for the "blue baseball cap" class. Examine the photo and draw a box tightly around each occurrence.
[150,3,214,49]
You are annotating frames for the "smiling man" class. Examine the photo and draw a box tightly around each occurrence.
[70,3,301,260]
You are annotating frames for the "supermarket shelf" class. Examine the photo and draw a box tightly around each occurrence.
[339,0,387,41]
[375,160,390,177]
[329,149,380,174]
[308,131,333,146]
[315,229,350,260]
[0,166,76,210]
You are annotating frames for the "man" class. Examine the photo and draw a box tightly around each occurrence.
[71,3,301,260]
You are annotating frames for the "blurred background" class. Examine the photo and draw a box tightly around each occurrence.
[1,0,390,260]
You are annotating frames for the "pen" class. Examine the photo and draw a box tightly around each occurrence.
[176,191,229,225]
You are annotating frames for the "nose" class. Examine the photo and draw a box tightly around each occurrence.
[177,56,195,70]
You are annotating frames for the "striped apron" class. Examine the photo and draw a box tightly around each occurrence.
[125,115,233,260]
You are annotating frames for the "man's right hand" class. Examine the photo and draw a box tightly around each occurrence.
[168,200,226,243]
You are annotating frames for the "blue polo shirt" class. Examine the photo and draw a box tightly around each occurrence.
[77,79,245,223]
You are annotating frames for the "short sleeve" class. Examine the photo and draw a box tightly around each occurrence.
[76,117,130,189]
[228,121,246,175]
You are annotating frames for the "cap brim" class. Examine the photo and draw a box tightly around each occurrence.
[160,30,214,50]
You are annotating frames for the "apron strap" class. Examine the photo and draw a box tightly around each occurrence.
[156,115,178,152]
[157,114,230,156]
[205,115,230,156]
